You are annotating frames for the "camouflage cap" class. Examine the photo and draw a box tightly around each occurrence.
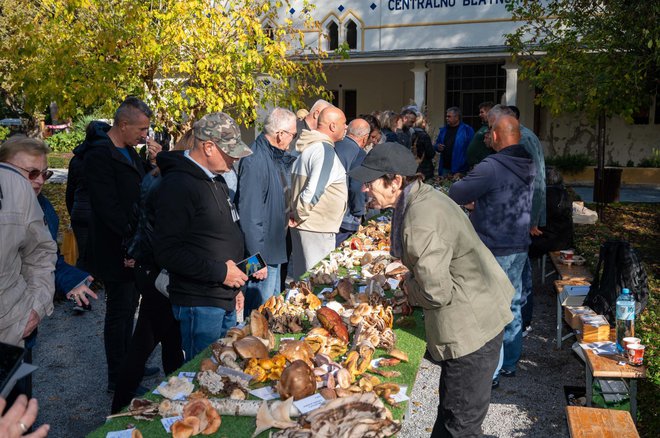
[193,112,252,159]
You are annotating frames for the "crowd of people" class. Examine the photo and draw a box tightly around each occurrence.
[0,95,576,437]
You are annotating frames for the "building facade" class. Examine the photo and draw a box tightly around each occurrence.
[267,0,659,165]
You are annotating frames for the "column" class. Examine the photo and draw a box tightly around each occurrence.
[410,62,429,111]
[502,62,518,106]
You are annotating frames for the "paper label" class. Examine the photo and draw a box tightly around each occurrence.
[390,385,409,403]
[161,416,182,433]
[285,288,300,301]
[317,287,333,299]
[358,285,367,293]
[178,371,196,379]
[293,393,326,414]
[153,377,194,400]
[370,358,383,368]
[249,386,280,400]
[387,278,400,289]
[106,429,135,438]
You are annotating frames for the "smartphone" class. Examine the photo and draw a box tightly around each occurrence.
[0,342,26,398]
[236,253,266,277]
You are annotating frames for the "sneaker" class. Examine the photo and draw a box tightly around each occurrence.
[500,369,516,378]
[522,326,532,338]
[143,366,160,377]
[492,377,500,389]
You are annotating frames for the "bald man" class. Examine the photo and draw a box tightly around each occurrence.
[291,99,333,155]
[334,118,371,246]
[289,107,348,277]
[448,114,536,388]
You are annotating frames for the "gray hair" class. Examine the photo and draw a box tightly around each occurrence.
[447,107,461,118]
[487,104,515,122]
[347,119,370,137]
[114,96,153,125]
[309,99,333,114]
[263,108,296,135]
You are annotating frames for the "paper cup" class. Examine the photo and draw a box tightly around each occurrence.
[622,337,641,351]
[627,344,645,366]
[560,249,574,261]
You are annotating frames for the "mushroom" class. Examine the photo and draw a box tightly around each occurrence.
[276,360,317,401]
[250,310,270,339]
[233,336,269,359]
[253,397,299,437]
[279,340,315,367]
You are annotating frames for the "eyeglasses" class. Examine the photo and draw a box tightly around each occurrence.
[280,130,298,140]
[12,164,53,181]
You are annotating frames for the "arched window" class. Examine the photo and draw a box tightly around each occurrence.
[345,20,357,50]
[264,24,274,40]
[327,21,339,50]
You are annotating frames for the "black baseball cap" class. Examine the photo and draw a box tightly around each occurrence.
[348,142,418,182]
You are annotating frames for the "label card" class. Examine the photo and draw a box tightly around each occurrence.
[153,376,194,400]
[387,278,400,289]
[293,393,326,414]
[106,429,135,438]
[249,386,280,400]
[317,287,333,299]
[178,371,196,379]
[390,385,409,403]
[285,288,300,301]
[358,285,367,293]
[161,416,182,433]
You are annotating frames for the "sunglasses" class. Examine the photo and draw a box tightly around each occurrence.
[14,164,53,181]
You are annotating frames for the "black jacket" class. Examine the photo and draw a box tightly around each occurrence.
[412,127,435,180]
[529,183,573,258]
[83,123,150,281]
[153,151,245,310]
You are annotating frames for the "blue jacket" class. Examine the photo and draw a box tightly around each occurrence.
[236,133,295,265]
[38,194,89,296]
[448,144,535,256]
[435,122,474,174]
[334,136,367,231]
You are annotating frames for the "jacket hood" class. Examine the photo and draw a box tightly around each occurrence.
[74,121,111,157]
[295,129,333,153]
[157,150,212,181]
[490,144,535,185]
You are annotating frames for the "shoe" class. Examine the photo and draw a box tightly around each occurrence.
[143,366,160,377]
[107,382,116,393]
[522,326,532,338]
[492,378,500,389]
[134,385,149,396]
[500,369,516,378]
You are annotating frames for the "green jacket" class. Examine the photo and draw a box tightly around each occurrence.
[401,181,514,361]
[466,124,493,168]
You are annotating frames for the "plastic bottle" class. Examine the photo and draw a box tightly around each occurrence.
[615,288,635,352]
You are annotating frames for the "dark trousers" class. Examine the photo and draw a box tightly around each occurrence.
[104,280,139,386]
[111,266,183,413]
[4,348,32,414]
[71,220,89,271]
[432,330,503,438]
[280,229,293,292]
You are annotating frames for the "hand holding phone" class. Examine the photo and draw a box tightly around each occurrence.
[236,253,266,278]
[224,260,248,289]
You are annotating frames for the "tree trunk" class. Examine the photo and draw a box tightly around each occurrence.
[595,113,606,218]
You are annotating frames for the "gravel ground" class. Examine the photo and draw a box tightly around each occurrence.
[30,255,584,437]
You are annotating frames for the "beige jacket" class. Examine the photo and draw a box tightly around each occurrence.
[0,165,56,346]
[402,181,514,361]
[290,130,347,233]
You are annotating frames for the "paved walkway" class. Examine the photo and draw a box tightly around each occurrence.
[569,184,660,203]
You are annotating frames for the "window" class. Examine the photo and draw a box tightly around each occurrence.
[329,90,339,107]
[345,20,357,50]
[446,63,506,131]
[344,90,357,120]
[327,21,339,51]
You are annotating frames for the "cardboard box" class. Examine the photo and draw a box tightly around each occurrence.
[564,306,596,330]
[559,284,591,306]
[580,315,610,343]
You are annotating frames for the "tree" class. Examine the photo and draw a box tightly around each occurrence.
[0,0,328,134]
[505,0,659,206]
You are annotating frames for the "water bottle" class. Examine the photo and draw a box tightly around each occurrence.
[615,288,635,352]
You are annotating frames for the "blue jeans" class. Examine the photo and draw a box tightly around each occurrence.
[521,257,534,329]
[493,252,527,377]
[172,305,236,362]
[244,264,281,316]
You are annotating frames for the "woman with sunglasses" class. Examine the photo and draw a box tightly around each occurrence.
[0,136,98,314]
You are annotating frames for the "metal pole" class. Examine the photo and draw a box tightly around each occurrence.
[596,113,606,219]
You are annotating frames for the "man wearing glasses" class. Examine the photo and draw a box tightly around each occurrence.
[236,108,297,315]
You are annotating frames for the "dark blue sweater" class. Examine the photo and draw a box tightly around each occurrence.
[334,136,367,231]
[448,144,536,256]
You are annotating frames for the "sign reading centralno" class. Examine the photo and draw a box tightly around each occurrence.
[388,0,511,10]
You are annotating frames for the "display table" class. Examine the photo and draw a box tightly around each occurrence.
[548,252,593,282]
[89,307,428,437]
[566,406,639,438]
[554,279,591,349]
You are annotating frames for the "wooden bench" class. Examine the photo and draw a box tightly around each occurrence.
[566,406,639,437]
[581,342,646,422]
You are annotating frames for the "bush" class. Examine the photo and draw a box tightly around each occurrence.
[46,129,85,153]
[545,152,595,174]
[638,149,660,168]
[0,126,9,142]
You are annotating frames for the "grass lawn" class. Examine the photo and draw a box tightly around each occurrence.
[573,203,659,437]
[48,152,72,169]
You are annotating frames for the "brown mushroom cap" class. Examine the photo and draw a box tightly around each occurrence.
[276,360,317,400]
[233,335,269,359]
[250,310,270,339]
[278,340,314,366]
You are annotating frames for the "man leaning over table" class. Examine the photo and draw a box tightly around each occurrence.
[153,113,252,360]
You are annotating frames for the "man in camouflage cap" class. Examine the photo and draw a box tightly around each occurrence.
[152,112,252,361]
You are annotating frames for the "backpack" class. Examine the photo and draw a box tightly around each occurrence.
[583,240,649,324]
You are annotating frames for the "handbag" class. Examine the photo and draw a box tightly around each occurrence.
[154,269,170,298]
[61,227,79,266]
